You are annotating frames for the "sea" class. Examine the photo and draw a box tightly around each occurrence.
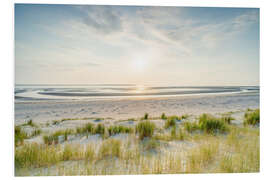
[15,84,259,102]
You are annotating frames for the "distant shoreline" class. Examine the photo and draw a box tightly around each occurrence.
[14,85,259,102]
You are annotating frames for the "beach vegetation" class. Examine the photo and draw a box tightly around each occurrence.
[184,122,200,133]
[178,129,185,140]
[184,114,228,134]
[95,118,104,121]
[198,114,228,133]
[62,144,85,161]
[30,128,42,138]
[95,124,105,136]
[144,113,149,120]
[15,126,27,146]
[43,135,52,145]
[155,127,186,141]
[170,126,176,138]
[45,122,50,127]
[186,142,219,173]
[164,116,177,128]
[76,123,105,137]
[14,110,259,175]
[27,119,34,126]
[43,129,74,145]
[52,120,60,125]
[84,123,95,134]
[15,143,61,169]
[98,139,121,159]
[180,114,189,120]
[84,145,95,162]
[136,121,155,140]
[108,125,133,136]
[244,109,260,126]
[161,113,167,120]
[22,119,37,127]
[221,115,235,124]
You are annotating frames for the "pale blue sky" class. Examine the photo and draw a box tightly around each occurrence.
[15,4,259,86]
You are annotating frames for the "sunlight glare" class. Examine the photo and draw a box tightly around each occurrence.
[132,59,147,71]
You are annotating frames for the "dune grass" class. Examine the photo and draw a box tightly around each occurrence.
[108,125,134,136]
[186,141,219,173]
[27,120,34,126]
[143,113,149,120]
[15,126,27,146]
[15,110,259,175]
[244,109,260,126]
[29,128,42,138]
[76,123,95,135]
[220,115,234,124]
[161,113,167,120]
[99,139,121,159]
[15,143,61,169]
[136,121,155,140]
[218,126,259,173]
[198,114,228,133]
[15,123,259,175]
[184,114,228,134]
[15,143,96,170]
[154,126,186,141]
[164,116,177,128]
[95,124,105,136]
[75,123,106,137]
[180,114,189,120]
[184,122,200,133]
[43,129,74,145]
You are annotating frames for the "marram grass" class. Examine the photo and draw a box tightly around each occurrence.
[15,110,260,176]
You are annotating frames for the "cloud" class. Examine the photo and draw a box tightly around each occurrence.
[78,6,123,34]
[23,6,259,69]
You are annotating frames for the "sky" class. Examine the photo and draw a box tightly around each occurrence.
[15,4,259,86]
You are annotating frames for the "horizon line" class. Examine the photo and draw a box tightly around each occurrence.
[15,83,260,87]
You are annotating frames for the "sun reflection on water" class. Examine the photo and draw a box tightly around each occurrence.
[134,85,146,94]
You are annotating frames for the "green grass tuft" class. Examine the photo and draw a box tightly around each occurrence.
[184,114,228,134]
[144,113,149,120]
[161,113,167,120]
[95,124,105,136]
[198,114,228,134]
[15,126,27,146]
[108,125,133,136]
[23,119,37,127]
[221,115,235,124]
[84,123,95,134]
[244,109,260,126]
[30,129,42,138]
[180,114,189,120]
[184,122,200,133]
[164,116,177,128]
[43,129,74,145]
[136,121,155,140]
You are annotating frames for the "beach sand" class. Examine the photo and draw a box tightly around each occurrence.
[15,92,259,125]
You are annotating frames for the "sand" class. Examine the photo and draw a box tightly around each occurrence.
[15,92,259,126]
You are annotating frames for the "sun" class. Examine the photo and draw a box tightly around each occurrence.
[132,59,147,71]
